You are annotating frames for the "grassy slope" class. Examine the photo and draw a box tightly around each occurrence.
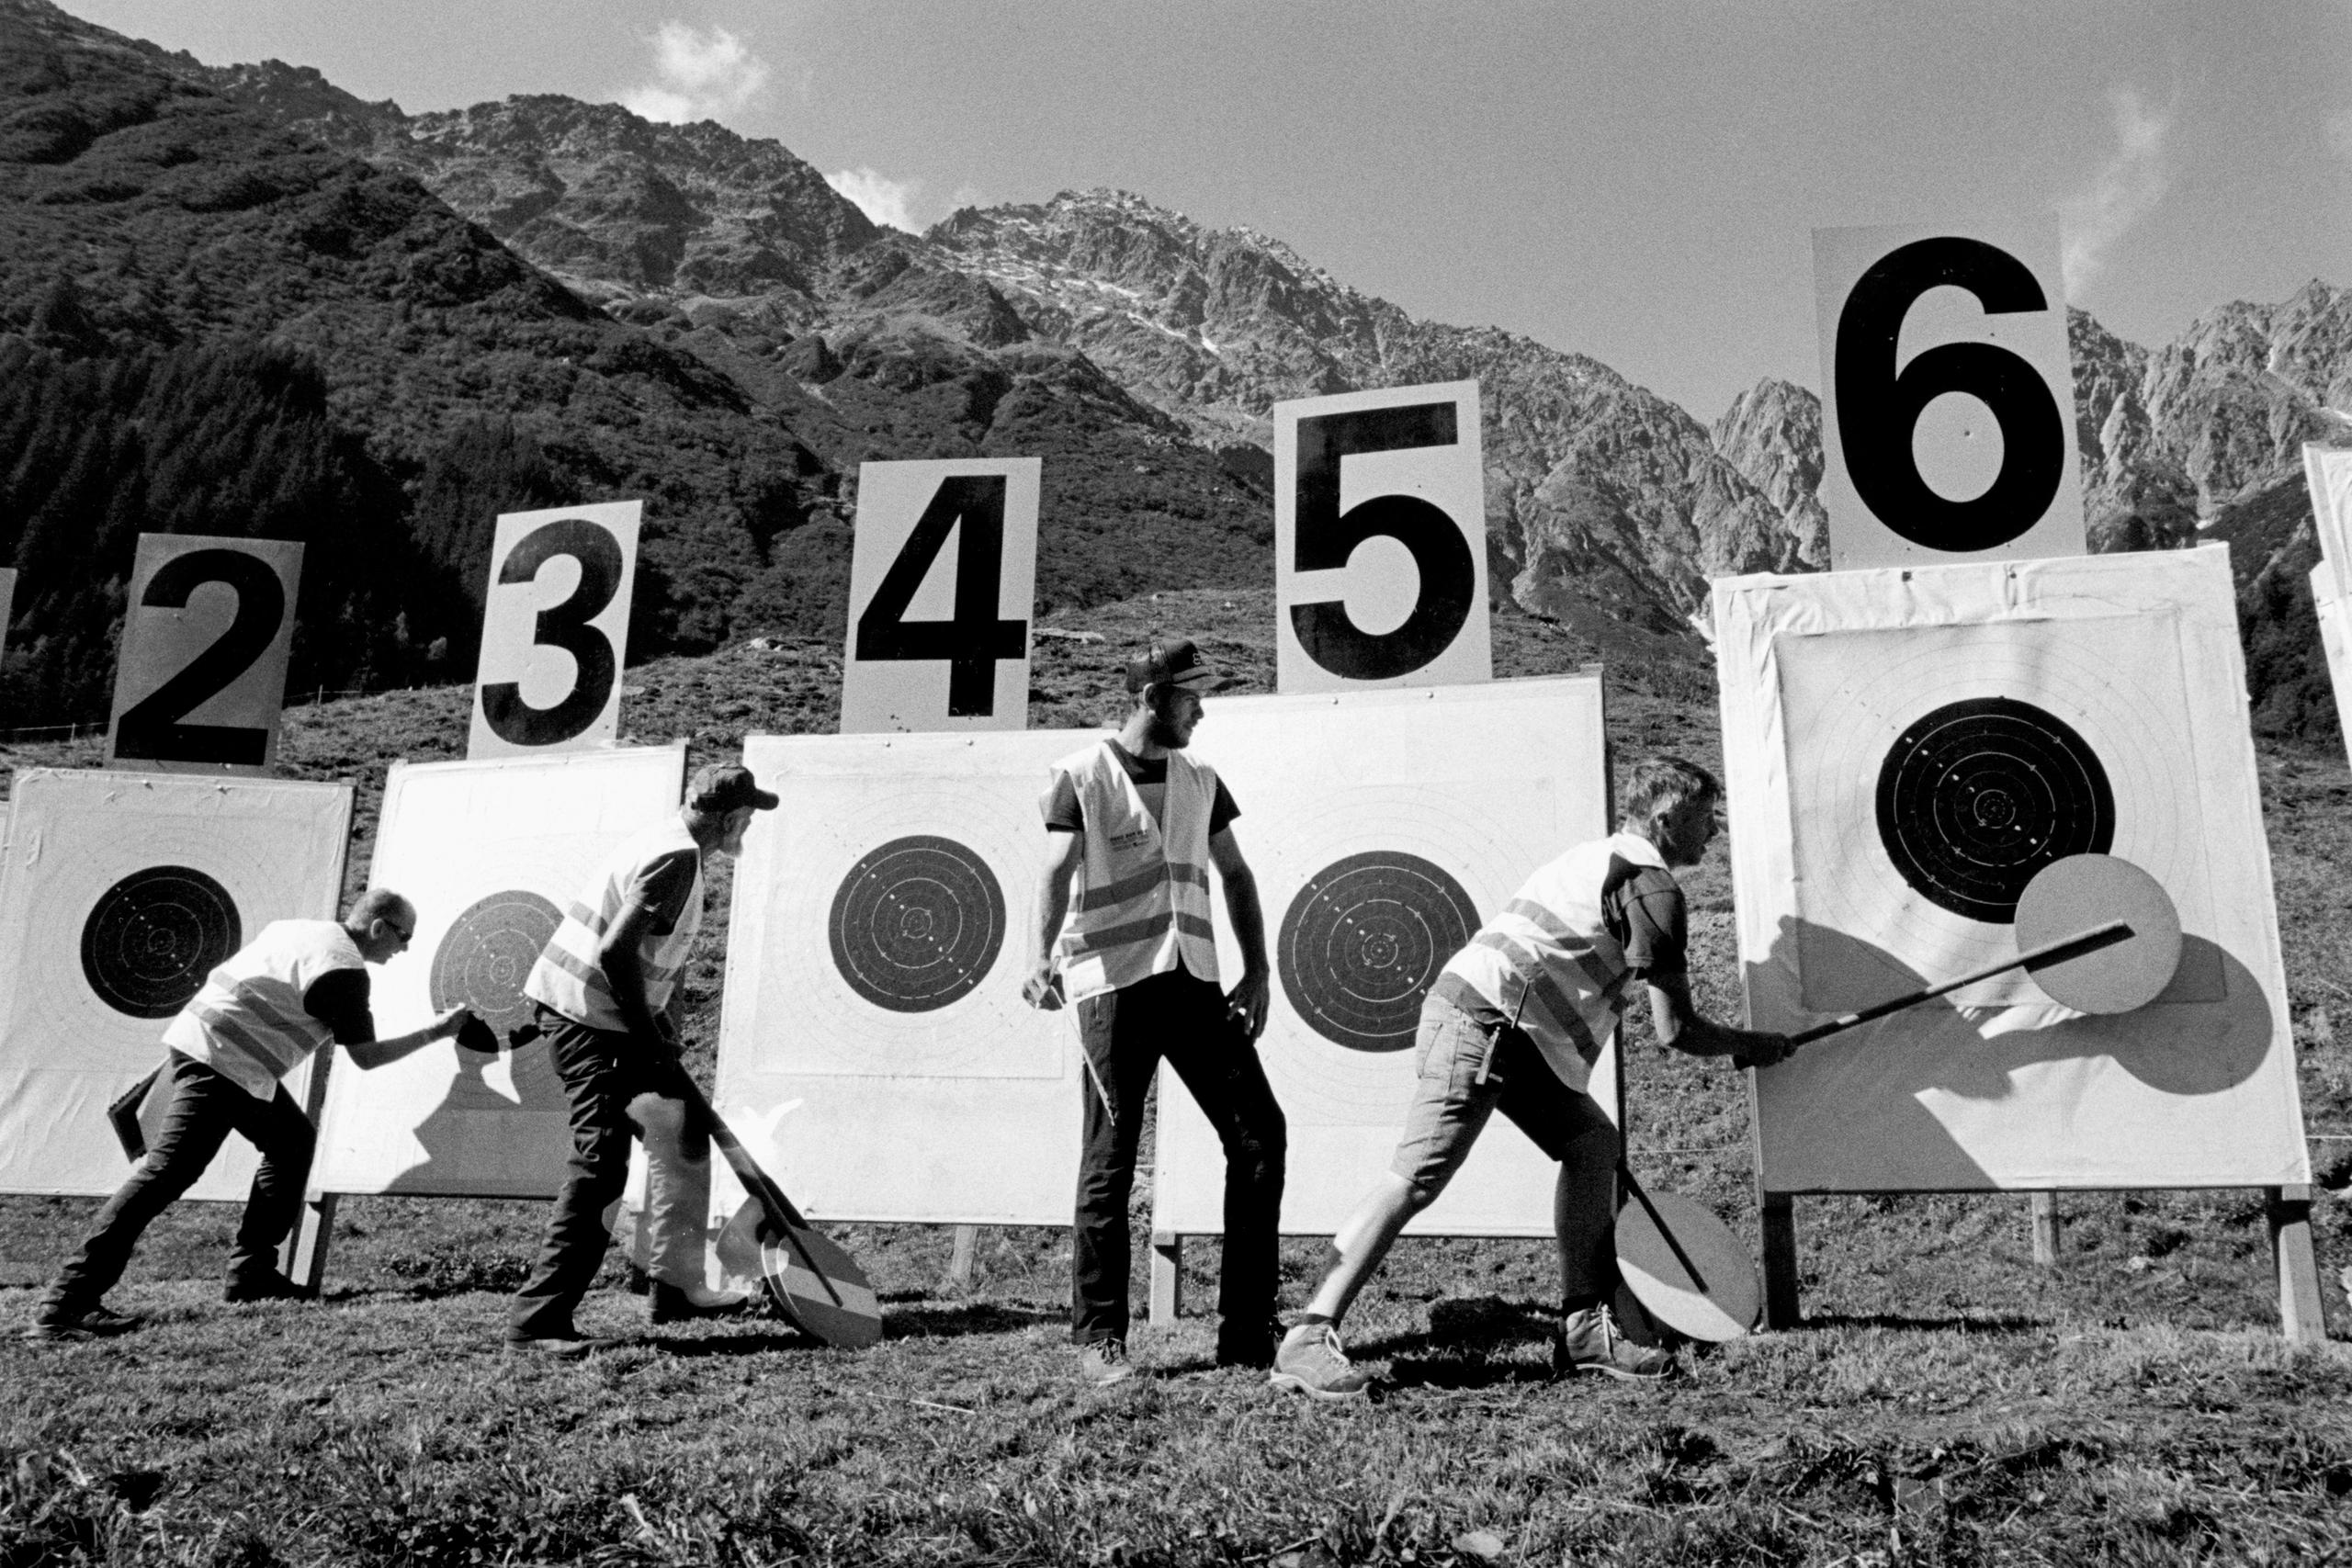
[4,592,2350,1564]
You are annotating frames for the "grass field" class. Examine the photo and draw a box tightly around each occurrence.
[5,590,2352,1564]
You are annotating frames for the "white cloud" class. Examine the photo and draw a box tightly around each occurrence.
[828,166,926,233]
[2059,85,2174,299]
[620,21,771,125]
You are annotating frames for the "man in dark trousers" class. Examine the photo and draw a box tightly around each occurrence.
[26,889,469,1340]
[1023,638,1286,1384]
[504,762,775,1355]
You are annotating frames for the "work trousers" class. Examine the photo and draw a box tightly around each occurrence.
[43,1050,312,1317]
[506,1009,713,1339]
[1071,966,1286,1350]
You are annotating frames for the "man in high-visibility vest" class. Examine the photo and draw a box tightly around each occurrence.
[1024,638,1285,1385]
[1268,756,1796,1399]
[503,761,775,1356]
[25,888,470,1341]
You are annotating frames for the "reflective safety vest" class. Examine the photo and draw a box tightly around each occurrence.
[163,920,365,1101]
[1439,831,1667,1093]
[524,818,704,1032]
[1051,740,1221,1002]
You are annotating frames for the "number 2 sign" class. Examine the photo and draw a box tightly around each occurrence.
[840,459,1040,734]
[106,534,303,775]
[1274,380,1490,694]
[468,501,641,759]
[1814,214,2086,570]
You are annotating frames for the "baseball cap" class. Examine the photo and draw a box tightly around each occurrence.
[1125,637,1230,694]
[687,762,779,812]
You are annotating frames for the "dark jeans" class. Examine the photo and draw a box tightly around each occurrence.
[507,1008,706,1339]
[42,1051,312,1317]
[1072,967,1286,1349]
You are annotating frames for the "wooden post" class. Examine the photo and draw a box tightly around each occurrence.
[2268,1185,2327,1344]
[2030,1191,2062,1267]
[282,1192,337,1292]
[1758,1191,1800,1329]
[1149,1231,1182,1324]
[947,1224,978,1291]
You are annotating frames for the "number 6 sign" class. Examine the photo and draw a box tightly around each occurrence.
[468,501,641,759]
[1274,379,1490,694]
[1814,214,2086,570]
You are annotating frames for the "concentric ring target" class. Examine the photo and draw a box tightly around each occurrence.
[78,865,242,1020]
[429,890,561,1040]
[1278,851,1480,1053]
[1874,695,2116,924]
[828,834,1007,1013]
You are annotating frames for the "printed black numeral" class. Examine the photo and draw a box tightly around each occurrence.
[1291,401,1476,680]
[480,517,626,747]
[113,547,287,765]
[1834,235,2064,551]
[854,474,1026,716]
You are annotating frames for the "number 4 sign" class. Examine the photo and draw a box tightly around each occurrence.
[468,501,642,759]
[841,459,1040,734]
[1275,380,1490,694]
[1814,213,2086,570]
[107,534,303,775]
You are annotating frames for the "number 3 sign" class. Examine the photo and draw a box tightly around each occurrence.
[468,501,641,759]
[840,459,1040,734]
[1814,214,2086,570]
[107,534,303,775]
[1275,380,1490,694]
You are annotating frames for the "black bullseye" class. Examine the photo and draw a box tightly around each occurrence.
[1278,851,1479,1053]
[1876,695,2114,924]
[79,865,241,1020]
[830,835,1006,1013]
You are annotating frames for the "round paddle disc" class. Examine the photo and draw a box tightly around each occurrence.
[1614,1185,1759,1343]
[716,1198,881,1348]
[2015,854,2181,1014]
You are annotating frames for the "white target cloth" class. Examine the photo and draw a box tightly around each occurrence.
[1153,675,1611,1236]
[716,730,1089,1224]
[0,769,350,1199]
[1715,546,2308,1190]
[309,744,685,1197]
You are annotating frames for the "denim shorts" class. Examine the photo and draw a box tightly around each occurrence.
[1388,991,1615,1196]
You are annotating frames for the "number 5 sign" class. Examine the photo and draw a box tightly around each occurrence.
[469,501,641,758]
[1274,380,1490,694]
[841,459,1040,733]
[107,534,303,775]
[1814,214,2086,570]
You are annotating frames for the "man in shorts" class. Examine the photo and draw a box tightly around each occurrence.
[1268,755,1794,1398]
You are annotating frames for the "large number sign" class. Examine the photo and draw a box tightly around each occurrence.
[106,534,303,775]
[1813,215,2086,570]
[841,460,1040,733]
[1274,380,1490,694]
[468,501,642,759]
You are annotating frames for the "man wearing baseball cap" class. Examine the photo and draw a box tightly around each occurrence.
[504,761,777,1354]
[1025,638,1287,1383]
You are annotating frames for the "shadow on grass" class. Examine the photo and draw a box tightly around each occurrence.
[881,1301,1063,1340]
[1801,1312,2051,1334]
[1380,1354,1556,1391]
[646,1329,822,1358]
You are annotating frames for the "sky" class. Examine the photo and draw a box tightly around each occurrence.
[74,0,2352,421]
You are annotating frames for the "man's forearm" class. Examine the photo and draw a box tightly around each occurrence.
[1222,867,1268,976]
[600,947,666,1045]
[345,1022,446,1069]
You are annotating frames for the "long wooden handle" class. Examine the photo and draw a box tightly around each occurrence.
[673,1076,842,1307]
[1788,920,2132,1046]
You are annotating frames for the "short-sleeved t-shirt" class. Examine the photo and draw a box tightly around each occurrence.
[1603,853,1687,980]
[621,848,701,946]
[301,968,378,1046]
[1042,741,1239,837]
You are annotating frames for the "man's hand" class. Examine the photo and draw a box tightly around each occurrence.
[1225,968,1271,1042]
[1732,1032,1799,1071]
[1022,962,1065,1011]
[430,1006,469,1040]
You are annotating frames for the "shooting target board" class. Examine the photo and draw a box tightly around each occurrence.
[468,501,643,760]
[714,728,1091,1225]
[1153,674,1611,1237]
[308,742,685,1197]
[0,769,350,1199]
[1813,213,2086,571]
[1713,545,2307,1192]
[2307,444,2352,604]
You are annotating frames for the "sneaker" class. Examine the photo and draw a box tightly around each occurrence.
[1554,1303,1674,1382]
[647,1280,752,1325]
[1076,1337,1134,1386]
[223,1270,311,1304]
[1215,1318,1282,1371]
[21,1303,141,1342]
[1267,1322,1374,1402]
[503,1330,625,1359]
